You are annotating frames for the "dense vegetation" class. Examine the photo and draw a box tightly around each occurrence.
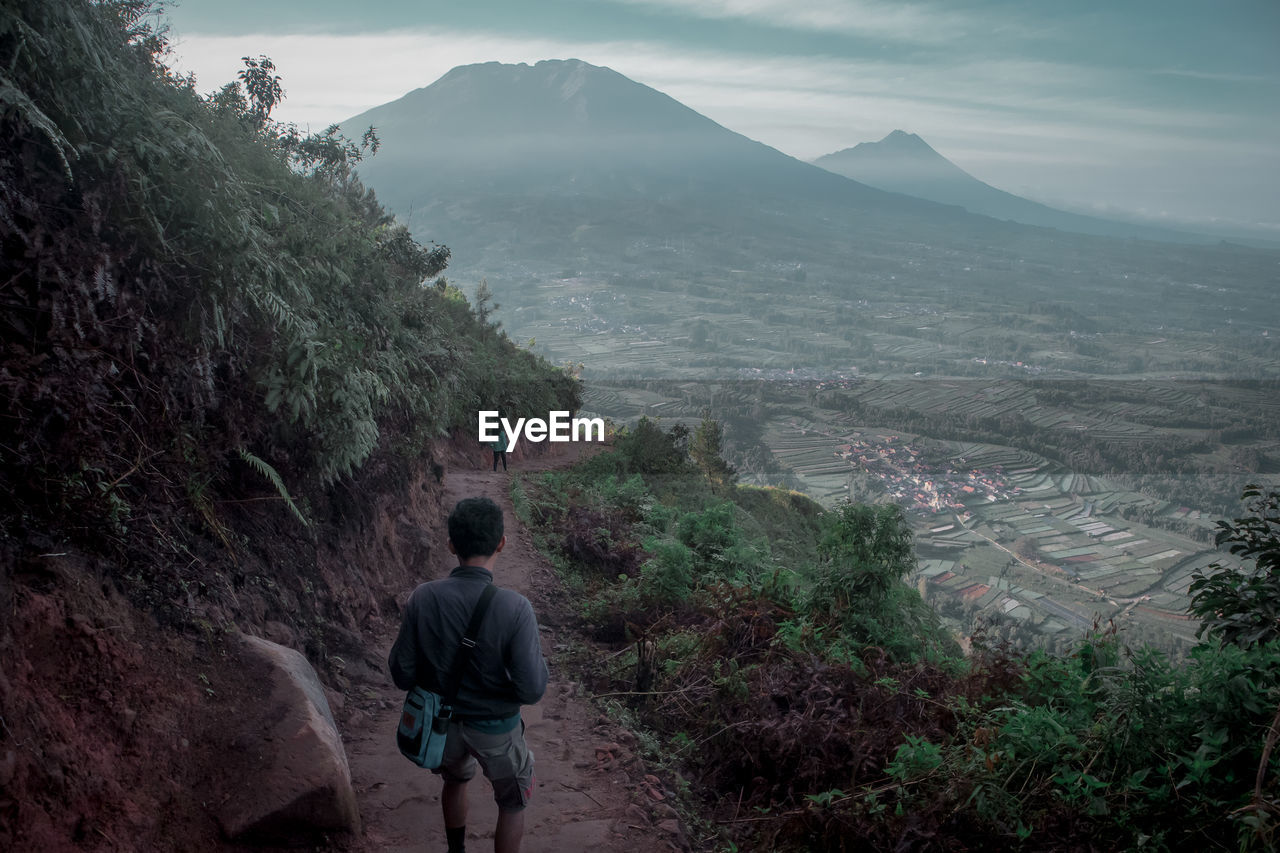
[0,0,576,571]
[516,420,1280,851]
[0,6,579,845]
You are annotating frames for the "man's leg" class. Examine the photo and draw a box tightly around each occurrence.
[436,723,478,853]
[492,450,499,471]
[494,809,524,853]
[442,780,469,853]
[469,722,533,853]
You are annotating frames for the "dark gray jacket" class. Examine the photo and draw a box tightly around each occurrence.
[388,566,548,719]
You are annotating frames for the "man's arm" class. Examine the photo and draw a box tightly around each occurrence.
[387,596,420,691]
[505,598,549,706]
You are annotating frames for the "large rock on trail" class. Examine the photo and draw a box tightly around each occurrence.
[216,633,360,839]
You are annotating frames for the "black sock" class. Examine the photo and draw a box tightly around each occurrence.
[446,825,466,853]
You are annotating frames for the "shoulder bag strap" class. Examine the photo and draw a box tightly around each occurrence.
[440,582,498,707]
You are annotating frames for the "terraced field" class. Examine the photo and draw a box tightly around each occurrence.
[571,379,1252,653]
[489,252,1278,653]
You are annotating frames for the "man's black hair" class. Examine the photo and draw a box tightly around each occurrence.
[448,497,504,560]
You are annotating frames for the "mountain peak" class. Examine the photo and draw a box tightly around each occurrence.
[813,130,949,169]
[883,129,923,144]
[357,58,722,139]
[439,57,593,75]
[863,130,939,157]
[430,58,624,102]
[817,130,962,171]
[813,130,1200,241]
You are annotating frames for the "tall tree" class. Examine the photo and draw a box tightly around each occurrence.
[237,54,283,129]
[690,412,736,489]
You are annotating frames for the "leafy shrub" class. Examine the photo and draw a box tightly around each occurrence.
[556,506,643,579]
[812,503,914,607]
[689,413,736,489]
[807,502,955,661]
[588,473,652,522]
[1190,486,1280,648]
[638,538,695,604]
[885,735,944,782]
[882,633,1280,851]
[612,417,691,476]
[676,502,742,564]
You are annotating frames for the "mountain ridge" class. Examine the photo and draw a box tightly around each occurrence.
[345,58,912,208]
[341,59,994,273]
[814,130,1209,243]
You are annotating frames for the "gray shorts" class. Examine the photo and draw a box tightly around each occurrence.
[433,718,535,812]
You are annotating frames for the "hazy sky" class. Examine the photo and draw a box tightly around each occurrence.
[160,0,1280,230]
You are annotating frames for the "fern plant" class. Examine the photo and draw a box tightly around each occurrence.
[237,448,308,526]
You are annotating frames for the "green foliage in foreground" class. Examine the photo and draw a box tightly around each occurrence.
[1190,486,1280,648]
[521,417,955,658]
[878,633,1280,853]
[517,422,1280,852]
[808,502,950,662]
[0,0,577,537]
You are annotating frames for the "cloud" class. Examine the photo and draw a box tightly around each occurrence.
[1149,67,1273,84]
[601,50,1243,160]
[165,28,1235,148]
[165,30,570,131]
[596,0,997,45]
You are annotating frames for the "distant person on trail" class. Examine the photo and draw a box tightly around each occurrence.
[490,429,509,472]
[389,497,548,853]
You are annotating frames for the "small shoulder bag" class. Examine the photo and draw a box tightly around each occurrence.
[396,583,498,768]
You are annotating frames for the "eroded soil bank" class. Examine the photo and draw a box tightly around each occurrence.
[2,437,681,851]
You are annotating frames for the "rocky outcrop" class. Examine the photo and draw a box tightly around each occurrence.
[216,633,360,839]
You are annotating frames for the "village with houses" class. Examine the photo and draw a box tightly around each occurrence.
[762,417,1223,654]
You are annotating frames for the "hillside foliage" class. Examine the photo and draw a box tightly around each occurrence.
[0,0,577,551]
[1189,486,1280,648]
[515,421,1280,852]
[0,5,579,844]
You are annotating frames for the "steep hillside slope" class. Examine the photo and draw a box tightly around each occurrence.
[0,2,576,848]
[512,420,1280,853]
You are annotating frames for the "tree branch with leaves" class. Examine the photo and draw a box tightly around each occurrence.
[1189,486,1280,648]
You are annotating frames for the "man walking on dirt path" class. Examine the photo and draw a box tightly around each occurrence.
[389,497,548,853]
[490,429,509,472]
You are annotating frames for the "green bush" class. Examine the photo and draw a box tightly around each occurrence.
[613,417,691,476]
[676,502,742,563]
[1190,486,1280,648]
[639,538,695,604]
[0,0,579,540]
[807,502,953,660]
[895,634,1280,850]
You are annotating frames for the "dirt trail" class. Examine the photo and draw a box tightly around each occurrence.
[344,445,682,853]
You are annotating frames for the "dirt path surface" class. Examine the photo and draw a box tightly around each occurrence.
[343,445,686,853]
